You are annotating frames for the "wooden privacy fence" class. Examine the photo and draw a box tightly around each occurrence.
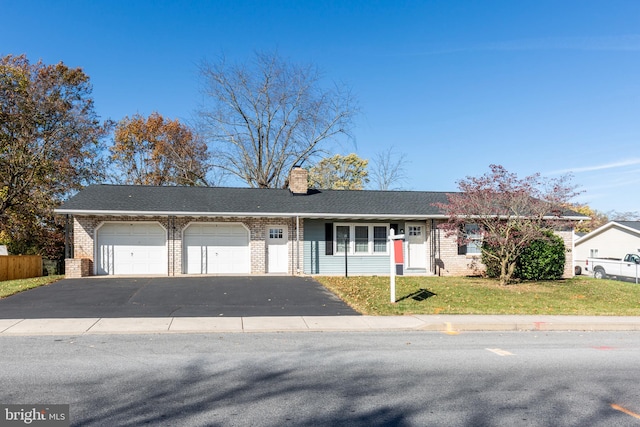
[0,255,43,281]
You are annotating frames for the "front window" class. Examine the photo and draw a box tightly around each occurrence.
[355,226,369,253]
[335,224,389,255]
[336,226,350,253]
[464,224,482,255]
[373,226,387,253]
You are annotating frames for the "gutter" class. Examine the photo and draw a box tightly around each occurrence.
[55,208,589,222]
[54,208,452,220]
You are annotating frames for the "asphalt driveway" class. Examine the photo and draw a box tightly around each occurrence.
[0,276,360,319]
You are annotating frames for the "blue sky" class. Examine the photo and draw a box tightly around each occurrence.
[3,0,639,213]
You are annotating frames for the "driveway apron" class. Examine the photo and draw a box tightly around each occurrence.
[0,276,359,318]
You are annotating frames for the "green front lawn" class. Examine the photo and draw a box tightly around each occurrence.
[316,276,640,316]
[0,275,64,298]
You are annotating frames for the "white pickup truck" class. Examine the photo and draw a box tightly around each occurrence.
[585,253,640,281]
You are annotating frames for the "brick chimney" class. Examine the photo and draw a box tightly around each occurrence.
[289,166,308,195]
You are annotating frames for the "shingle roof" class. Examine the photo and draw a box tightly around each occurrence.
[617,221,640,232]
[56,185,452,219]
[56,184,588,220]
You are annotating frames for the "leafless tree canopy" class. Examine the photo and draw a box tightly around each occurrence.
[198,52,358,188]
[370,147,408,190]
[607,210,640,221]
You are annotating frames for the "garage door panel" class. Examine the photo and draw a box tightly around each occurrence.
[212,236,246,246]
[184,224,250,274]
[209,245,249,273]
[186,245,206,274]
[97,223,167,276]
[97,245,114,275]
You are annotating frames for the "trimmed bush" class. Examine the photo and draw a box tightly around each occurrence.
[481,230,566,281]
[515,231,565,280]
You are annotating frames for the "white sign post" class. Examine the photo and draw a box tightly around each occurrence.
[389,229,405,303]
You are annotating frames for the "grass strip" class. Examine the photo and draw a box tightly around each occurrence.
[0,275,64,298]
[316,276,640,316]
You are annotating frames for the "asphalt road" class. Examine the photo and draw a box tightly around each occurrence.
[2,331,640,426]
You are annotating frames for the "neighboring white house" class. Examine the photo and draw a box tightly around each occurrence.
[574,221,640,273]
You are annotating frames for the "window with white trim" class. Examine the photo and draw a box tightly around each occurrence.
[373,226,387,253]
[269,228,283,239]
[334,224,389,255]
[355,226,369,253]
[464,224,482,255]
[336,225,350,254]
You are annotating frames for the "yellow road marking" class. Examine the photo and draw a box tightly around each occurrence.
[444,322,459,335]
[611,404,640,419]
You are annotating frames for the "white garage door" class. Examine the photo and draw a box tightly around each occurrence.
[184,223,250,274]
[96,223,167,275]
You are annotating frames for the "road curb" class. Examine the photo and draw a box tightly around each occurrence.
[2,315,640,335]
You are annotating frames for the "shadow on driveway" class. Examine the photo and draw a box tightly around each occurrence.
[0,276,360,319]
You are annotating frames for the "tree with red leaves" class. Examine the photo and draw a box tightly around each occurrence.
[435,165,582,285]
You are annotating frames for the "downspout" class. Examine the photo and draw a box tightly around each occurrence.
[437,225,441,276]
[172,216,177,276]
[431,219,435,275]
[296,215,300,275]
[172,216,174,276]
[433,220,441,276]
[64,214,71,259]
[571,229,576,277]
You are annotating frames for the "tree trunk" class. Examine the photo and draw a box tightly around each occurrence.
[499,259,517,285]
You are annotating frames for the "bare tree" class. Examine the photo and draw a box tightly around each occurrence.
[369,147,408,190]
[198,51,358,188]
[607,210,640,221]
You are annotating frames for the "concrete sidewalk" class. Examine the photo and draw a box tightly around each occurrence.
[2,315,640,335]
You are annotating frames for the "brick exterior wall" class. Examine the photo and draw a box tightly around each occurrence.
[426,219,485,277]
[69,215,303,277]
[289,167,308,194]
[431,220,575,279]
[73,216,99,259]
[68,215,573,279]
[401,220,478,276]
[557,230,574,279]
[65,258,92,278]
